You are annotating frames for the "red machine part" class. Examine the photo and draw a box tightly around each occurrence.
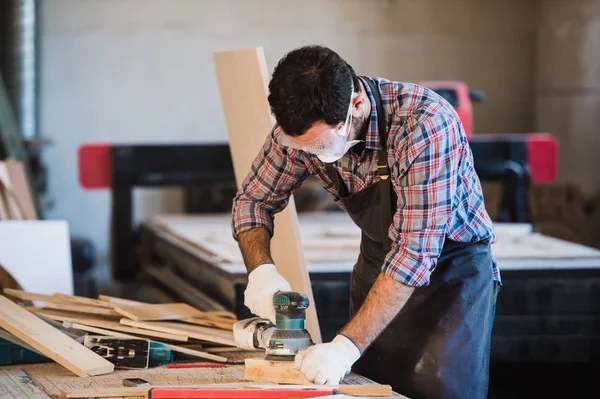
[527,133,559,183]
[78,143,113,189]
[148,388,337,399]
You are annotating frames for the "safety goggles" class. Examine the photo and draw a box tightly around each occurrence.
[279,87,354,156]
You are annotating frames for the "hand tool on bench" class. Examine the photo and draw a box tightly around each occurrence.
[233,291,314,361]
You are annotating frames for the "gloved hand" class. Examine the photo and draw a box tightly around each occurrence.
[244,263,292,323]
[295,335,361,385]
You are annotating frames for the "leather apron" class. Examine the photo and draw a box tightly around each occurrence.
[325,79,497,399]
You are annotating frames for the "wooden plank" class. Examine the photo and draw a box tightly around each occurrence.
[3,289,71,305]
[2,159,38,219]
[243,384,394,397]
[244,358,312,385]
[0,368,50,399]
[213,47,321,343]
[68,323,228,363]
[53,293,116,308]
[120,319,236,347]
[97,295,148,306]
[34,310,189,342]
[182,317,235,331]
[44,301,121,317]
[0,162,24,220]
[114,302,205,321]
[0,295,114,377]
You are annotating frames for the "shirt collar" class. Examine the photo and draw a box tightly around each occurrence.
[358,76,383,151]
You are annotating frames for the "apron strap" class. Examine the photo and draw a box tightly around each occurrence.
[364,78,393,252]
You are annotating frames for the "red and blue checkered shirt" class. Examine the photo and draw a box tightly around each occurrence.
[232,76,500,287]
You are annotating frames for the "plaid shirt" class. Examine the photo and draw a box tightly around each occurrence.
[232,76,500,287]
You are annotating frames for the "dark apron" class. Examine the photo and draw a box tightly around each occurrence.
[325,79,498,399]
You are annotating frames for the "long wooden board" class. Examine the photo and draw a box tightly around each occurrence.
[113,303,204,321]
[0,295,114,377]
[97,295,147,306]
[34,310,189,342]
[182,317,235,331]
[69,323,228,363]
[120,319,236,347]
[213,47,321,343]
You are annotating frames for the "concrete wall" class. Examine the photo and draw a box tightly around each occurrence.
[535,0,600,195]
[39,0,539,268]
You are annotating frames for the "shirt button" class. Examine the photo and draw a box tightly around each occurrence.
[357,162,361,166]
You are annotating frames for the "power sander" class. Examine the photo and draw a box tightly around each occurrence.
[233,291,314,360]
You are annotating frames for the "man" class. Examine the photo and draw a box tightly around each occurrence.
[231,45,500,399]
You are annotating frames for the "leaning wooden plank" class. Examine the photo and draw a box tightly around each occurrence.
[69,322,228,363]
[97,295,147,306]
[0,295,114,377]
[120,319,236,347]
[213,47,321,344]
[53,293,116,308]
[244,357,311,385]
[113,302,204,321]
[44,301,121,317]
[35,310,189,342]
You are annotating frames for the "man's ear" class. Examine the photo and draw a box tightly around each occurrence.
[351,93,366,118]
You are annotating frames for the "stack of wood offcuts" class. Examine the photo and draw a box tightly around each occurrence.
[0,288,245,378]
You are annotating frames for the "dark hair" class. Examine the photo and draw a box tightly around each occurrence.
[267,45,360,136]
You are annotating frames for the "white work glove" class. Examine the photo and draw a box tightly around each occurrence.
[244,263,292,323]
[295,335,362,385]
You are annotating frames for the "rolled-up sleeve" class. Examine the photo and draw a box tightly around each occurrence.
[231,127,309,240]
[382,113,464,287]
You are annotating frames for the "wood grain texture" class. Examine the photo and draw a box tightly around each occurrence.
[213,47,321,344]
[35,310,189,342]
[114,302,205,321]
[244,358,311,385]
[53,293,116,308]
[242,384,394,397]
[0,296,114,377]
[3,289,72,304]
[97,295,147,306]
[44,301,120,317]
[120,319,236,347]
[182,317,235,330]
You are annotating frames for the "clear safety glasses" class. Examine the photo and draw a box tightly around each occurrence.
[279,86,354,157]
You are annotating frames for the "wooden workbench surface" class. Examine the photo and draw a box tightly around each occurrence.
[4,359,405,399]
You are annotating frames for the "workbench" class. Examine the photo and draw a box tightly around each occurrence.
[138,211,600,366]
[3,357,406,399]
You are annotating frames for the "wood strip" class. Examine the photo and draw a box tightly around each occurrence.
[69,323,228,363]
[0,295,114,377]
[120,319,236,347]
[182,317,235,331]
[113,303,205,321]
[213,47,321,343]
[97,295,147,306]
[3,159,38,219]
[3,289,72,305]
[53,293,116,308]
[242,384,394,397]
[35,310,189,342]
[244,358,311,385]
[44,301,120,317]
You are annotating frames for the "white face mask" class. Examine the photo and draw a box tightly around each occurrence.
[316,139,362,163]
